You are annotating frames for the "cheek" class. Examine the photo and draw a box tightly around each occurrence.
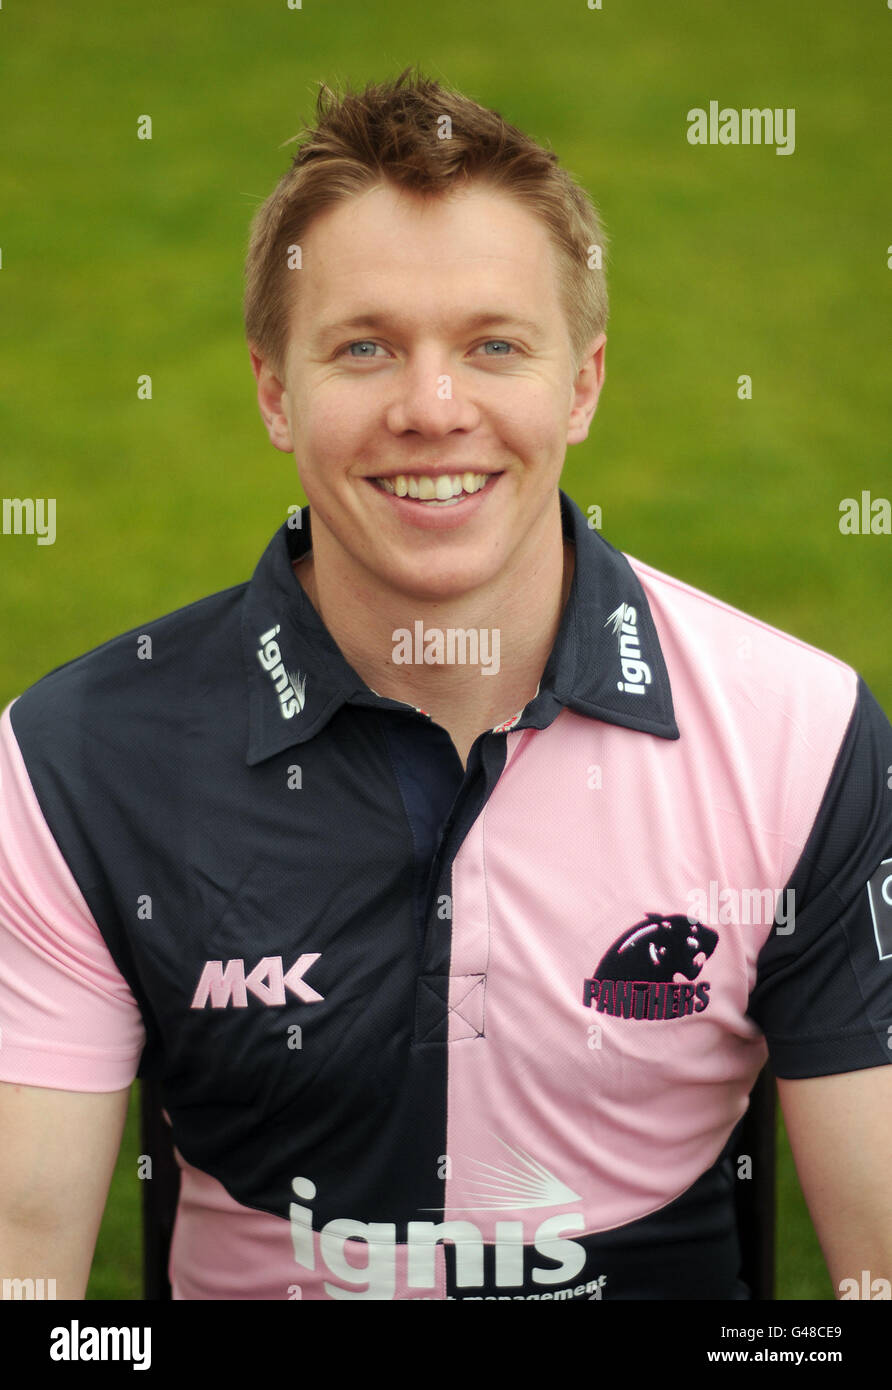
[297,389,362,472]
[493,380,566,452]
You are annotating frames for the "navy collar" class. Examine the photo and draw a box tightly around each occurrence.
[242,490,678,765]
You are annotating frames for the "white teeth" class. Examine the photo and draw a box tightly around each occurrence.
[374,471,492,502]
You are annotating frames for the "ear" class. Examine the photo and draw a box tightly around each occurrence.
[566,332,606,446]
[249,346,295,454]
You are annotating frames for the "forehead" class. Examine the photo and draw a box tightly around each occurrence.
[291,181,562,341]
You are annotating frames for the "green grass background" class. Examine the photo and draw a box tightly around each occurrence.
[1,0,889,1301]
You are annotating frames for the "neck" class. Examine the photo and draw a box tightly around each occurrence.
[293,503,574,757]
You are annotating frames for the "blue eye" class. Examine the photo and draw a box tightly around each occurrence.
[343,341,383,358]
[338,338,518,359]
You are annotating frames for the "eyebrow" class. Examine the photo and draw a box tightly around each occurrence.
[312,309,544,347]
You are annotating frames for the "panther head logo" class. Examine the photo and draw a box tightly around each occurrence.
[593,912,718,984]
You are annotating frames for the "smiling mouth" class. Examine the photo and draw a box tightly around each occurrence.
[371,471,500,507]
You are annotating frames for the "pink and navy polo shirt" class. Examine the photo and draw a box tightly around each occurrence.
[1,489,890,1300]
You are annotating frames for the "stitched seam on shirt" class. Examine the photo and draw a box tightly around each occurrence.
[448,974,485,1036]
[415,977,448,1043]
[478,803,493,1040]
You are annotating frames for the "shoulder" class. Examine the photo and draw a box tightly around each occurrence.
[625,551,859,741]
[9,579,249,773]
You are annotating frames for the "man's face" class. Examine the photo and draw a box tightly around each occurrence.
[251,180,605,603]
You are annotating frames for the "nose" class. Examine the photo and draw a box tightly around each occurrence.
[385,349,480,437]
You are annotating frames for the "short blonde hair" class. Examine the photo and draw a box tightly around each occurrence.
[244,65,608,377]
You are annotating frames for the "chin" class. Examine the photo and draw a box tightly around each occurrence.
[390,567,494,603]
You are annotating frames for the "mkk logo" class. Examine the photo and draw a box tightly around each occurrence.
[190,955,324,1008]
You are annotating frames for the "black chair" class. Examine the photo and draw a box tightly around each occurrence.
[140,1065,776,1299]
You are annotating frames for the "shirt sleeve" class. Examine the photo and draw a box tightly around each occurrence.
[747,676,892,1078]
[0,700,145,1090]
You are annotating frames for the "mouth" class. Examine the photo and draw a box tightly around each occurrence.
[369,471,502,508]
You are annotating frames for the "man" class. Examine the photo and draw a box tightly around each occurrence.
[1,68,890,1302]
